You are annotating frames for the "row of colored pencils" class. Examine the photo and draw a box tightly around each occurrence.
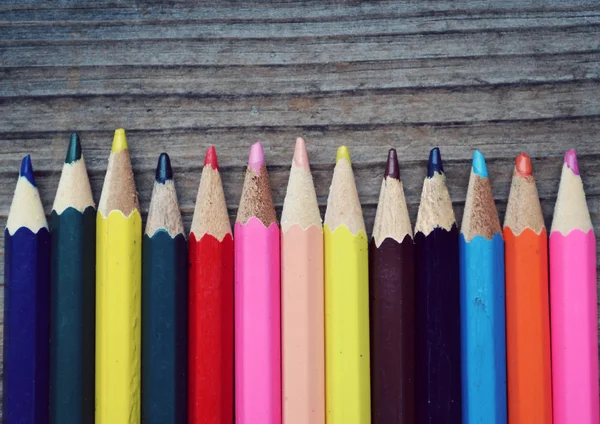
[3,129,598,424]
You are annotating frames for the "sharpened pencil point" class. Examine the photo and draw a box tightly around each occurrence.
[427,147,444,178]
[384,148,399,179]
[515,152,532,177]
[248,141,265,172]
[564,149,580,175]
[293,137,310,170]
[472,150,488,178]
[65,132,82,164]
[155,153,173,184]
[204,146,219,170]
[111,128,128,153]
[336,145,351,164]
[20,154,36,187]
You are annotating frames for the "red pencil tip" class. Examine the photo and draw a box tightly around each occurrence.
[515,152,532,177]
[204,146,219,170]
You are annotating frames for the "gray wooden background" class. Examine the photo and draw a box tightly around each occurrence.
[1,0,599,412]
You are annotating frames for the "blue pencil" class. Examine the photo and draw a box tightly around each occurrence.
[459,150,507,424]
[3,155,51,424]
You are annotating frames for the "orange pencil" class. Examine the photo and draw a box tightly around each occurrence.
[503,153,552,424]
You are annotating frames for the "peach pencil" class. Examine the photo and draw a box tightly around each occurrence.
[281,137,324,424]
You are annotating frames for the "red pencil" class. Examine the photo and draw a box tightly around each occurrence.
[188,146,234,423]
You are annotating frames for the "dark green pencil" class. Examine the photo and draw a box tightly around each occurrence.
[142,153,188,424]
[49,133,96,424]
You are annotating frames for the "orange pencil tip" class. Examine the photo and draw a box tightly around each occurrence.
[515,152,532,177]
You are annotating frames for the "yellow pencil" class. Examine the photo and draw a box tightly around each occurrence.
[324,146,371,424]
[96,129,142,424]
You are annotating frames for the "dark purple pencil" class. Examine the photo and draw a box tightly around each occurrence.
[414,148,461,424]
[369,149,415,423]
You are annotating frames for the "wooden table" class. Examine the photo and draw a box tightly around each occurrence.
[0,0,599,412]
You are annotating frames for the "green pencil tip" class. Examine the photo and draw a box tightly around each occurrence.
[65,132,82,164]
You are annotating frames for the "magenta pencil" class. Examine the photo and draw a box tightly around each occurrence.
[550,150,599,424]
[234,142,281,424]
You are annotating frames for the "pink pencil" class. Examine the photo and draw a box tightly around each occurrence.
[550,150,599,424]
[235,142,281,424]
[281,138,324,424]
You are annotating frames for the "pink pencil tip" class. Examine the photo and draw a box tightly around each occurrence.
[204,146,219,170]
[564,149,580,175]
[293,137,310,170]
[248,141,265,172]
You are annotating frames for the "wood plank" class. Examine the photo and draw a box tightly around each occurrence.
[1,25,599,68]
[2,52,600,98]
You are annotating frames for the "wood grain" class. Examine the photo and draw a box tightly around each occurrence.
[1,0,600,415]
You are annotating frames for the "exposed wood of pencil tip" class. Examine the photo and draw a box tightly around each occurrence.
[190,163,232,240]
[504,168,544,236]
[461,170,502,241]
[281,137,322,233]
[98,148,139,217]
[324,157,365,235]
[414,171,456,236]
[236,164,277,226]
[7,156,47,234]
[52,157,95,215]
[372,175,412,247]
[145,179,184,238]
[551,162,593,235]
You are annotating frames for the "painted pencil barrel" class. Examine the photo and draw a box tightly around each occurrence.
[504,227,552,424]
[415,225,461,424]
[3,227,50,424]
[234,218,281,423]
[369,236,415,423]
[325,225,370,424]
[96,210,142,423]
[142,231,188,424]
[49,207,96,424]
[550,230,599,424]
[188,232,234,423]
[281,225,324,424]
[459,233,507,424]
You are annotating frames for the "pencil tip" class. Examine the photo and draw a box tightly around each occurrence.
[472,149,488,178]
[65,132,82,164]
[155,153,173,183]
[384,148,399,179]
[204,145,219,170]
[20,154,36,186]
[248,141,264,172]
[427,147,443,178]
[293,137,310,169]
[564,149,580,175]
[336,145,351,164]
[515,152,532,177]
[111,128,128,153]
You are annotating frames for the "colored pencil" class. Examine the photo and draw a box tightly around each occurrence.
[235,141,281,423]
[414,147,461,424]
[188,146,234,423]
[49,133,96,424]
[369,148,415,423]
[504,153,552,424]
[142,153,188,424]
[3,155,50,424]
[550,150,599,424]
[281,137,324,424]
[96,128,142,423]
[459,150,507,424]
[324,146,370,424]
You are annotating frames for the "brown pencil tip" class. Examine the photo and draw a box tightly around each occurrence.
[515,152,532,177]
[384,148,399,179]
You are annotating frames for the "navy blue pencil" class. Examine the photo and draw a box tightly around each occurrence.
[3,155,50,424]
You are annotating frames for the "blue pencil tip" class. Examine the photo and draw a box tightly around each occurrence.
[19,154,36,186]
[427,147,443,178]
[155,152,173,183]
[472,150,488,178]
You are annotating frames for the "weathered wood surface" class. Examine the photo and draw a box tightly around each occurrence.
[1,0,600,413]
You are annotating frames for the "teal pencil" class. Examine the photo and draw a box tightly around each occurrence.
[49,133,96,424]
